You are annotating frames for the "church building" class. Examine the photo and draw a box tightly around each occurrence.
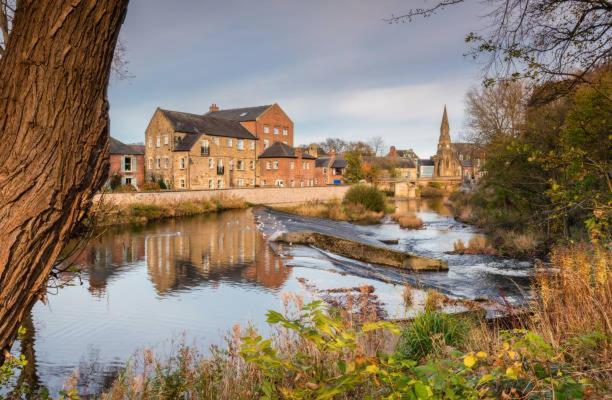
[432,106,462,179]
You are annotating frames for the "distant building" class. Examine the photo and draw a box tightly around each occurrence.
[313,150,346,185]
[432,106,462,179]
[109,137,144,188]
[452,142,485,182]
[387,146,419,166]
[144,108,258,190]
[418,159,435,178]
[258,142,317,187]
[362,155,417,181]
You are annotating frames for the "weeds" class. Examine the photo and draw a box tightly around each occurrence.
[392,214,424,229]
[452,235,498,255]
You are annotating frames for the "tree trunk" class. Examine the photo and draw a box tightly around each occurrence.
[0,0,129,362]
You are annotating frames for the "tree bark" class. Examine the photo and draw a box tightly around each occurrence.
[0,0,129,362]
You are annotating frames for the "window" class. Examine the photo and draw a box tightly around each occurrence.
[237,139,244,150]
[323,167,328,174]
[283,141,287,145]
[459,154,463,161]
[290,161,294,170]
[148,138,153,148]
[262,180,267,186]
[156,157,161,169]
[179,178,185,189]
[315,178,318,186]
[263,139,269,149]
[290,179,295,187]
[237,179,244,187]
[283,128,288,136]
[164,157,169,169]
[156,137,160,147]
[305,162,310,170]
[266,161,271,170]
[263,125,270,134]
[213,137,220,145]
[227,138,233,147]
[302,162,307,170]
[124,177,133,186]
[275,179,284,187]
[148,158,153,169]
[208,179,214,189]
[273,160,279,170]
[250,179,255,186]
[163,135,168,145]
[209,158,214,169]
[229,159,234,171]
[217,179,223,189]
[217,159,224,175]
[201,140,210,156]
[250,140,255,150]
[123,156,132,172]
[237,160,244,170]
[273,127,279,135]
[250,160,256,170]
[300,180,304,187]
[179,158,186,169]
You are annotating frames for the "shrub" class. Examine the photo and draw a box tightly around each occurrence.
[141,181,161,191]
[392,214,423,229]
[396,311,470,360]
[343,184,386,212]
[108,174,122,190]
[113,184,136,193]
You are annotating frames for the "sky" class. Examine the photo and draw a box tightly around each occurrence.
[109,0,491,157]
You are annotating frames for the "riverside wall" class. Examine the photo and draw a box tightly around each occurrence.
[95,185,350,207]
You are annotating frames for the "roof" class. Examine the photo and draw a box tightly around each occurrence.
[258,141,316,159]
[331,158,347,168]
[419,159,435,166]
[205,105,272,122]
[315,156,330,168]
[159,109,257,140]
[452,142,484,157]
[363,156,416,169]
[109,137,144,155]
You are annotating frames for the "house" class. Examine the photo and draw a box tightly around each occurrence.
[144,108,258,190]
[313,150,346,185]
[362,156,417,181]
[418,159,435,178]
[108,137,145,188]
[258,142,316,187]
[452,142,485,182]
[387,146,419,166]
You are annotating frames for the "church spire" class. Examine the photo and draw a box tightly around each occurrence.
[439,105,451,145]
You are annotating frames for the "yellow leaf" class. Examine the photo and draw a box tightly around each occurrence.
[464,354,477,368]
[476,351,488,359]
[502,342,510,351]
[506,366,519,379]
[507,350,518,360]
[365,364,379,374]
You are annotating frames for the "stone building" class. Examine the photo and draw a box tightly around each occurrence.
[362,156,417,181]
[452,142,485,182]
[432,106,462,179]
[387,146,419,166]
[108,137,145,188]
[144,108,258,190]
[258,142,316,187]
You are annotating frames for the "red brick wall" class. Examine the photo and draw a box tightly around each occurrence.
[259,156,316,187]
[240,104,294,156]
[109,154,145,187]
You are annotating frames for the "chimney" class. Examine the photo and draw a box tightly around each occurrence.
[329,149,336,157]
[389,146,397,157]
[209,103,219,113]
[295,147,302,159]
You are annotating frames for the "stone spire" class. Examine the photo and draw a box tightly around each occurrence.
[439,105,451,145]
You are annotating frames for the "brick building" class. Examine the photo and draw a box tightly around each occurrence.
[258,142,316,187]
[306,145,346,185]
[144,108,258,190]
[108,137,145,188]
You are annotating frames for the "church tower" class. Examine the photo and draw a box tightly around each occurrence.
[433,105,461,178]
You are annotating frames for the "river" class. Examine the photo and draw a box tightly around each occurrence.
[8,198,533,397]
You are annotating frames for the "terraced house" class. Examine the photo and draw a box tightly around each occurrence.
[144,108,258,190]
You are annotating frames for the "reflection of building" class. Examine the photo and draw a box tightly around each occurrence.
[145,210,290,295]
[71,233,146,296]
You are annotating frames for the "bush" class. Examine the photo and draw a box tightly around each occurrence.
[113,184,136,193]
[396,311,470,360]
[141,181,161,191]
[108,174,122,190]
[392,214,423,229]
[343,184,386,212]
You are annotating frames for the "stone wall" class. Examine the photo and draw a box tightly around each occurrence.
[95,185,350,207]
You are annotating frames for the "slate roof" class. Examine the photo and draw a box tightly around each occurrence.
[205,105,272,122]
[419,159,435,166]
[258,141,316,159]
[110,137,144,155]
[365,156,416,169]
[315,156,331,168]
[331,158,347,168]
[159,109,257,140]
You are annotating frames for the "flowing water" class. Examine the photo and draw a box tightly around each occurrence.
[8,198,533,397]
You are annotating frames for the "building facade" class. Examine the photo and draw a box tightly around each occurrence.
[144,108,258,190]
[258,142,316,187]
[109,137,145,188]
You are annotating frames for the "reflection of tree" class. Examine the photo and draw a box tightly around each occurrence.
[9,312,47,399]
[145,210,291,295]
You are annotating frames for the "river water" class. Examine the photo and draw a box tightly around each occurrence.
[9,199,533,397]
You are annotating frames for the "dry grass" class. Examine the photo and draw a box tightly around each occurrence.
[402,285,413,310]
[275,200,384,225]
[392,214,424,229]
[424,289,446,312]
[452,236,498,255]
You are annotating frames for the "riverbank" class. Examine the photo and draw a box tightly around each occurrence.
[446,192,544,259]
[92,194,248,227]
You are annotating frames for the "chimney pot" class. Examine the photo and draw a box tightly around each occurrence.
[209,103,219,113]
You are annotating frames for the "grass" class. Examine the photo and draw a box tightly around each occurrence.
[274,199,384,225]
[452,236,498,255]
[392,214,423,229]
[93,195,247,227]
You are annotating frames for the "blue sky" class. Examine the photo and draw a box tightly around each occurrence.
[109,0,490,157]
